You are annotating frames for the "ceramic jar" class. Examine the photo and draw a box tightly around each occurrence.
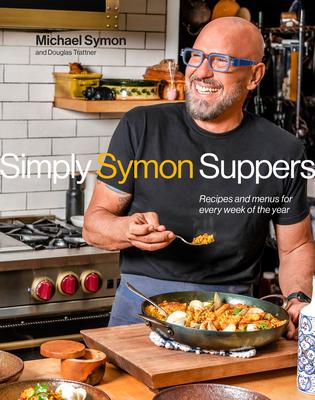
[61,348,106,386]
[40,340,106,386]
[165,86,177,101]
[297,275,315,394]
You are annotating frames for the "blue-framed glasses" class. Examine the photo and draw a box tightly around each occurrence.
[181,47,257,72]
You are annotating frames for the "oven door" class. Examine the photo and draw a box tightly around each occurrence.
[0,308,110,360]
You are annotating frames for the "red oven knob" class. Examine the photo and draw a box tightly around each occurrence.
[57,272,79,296]
[31,277,55,301]
[80,270,102,293]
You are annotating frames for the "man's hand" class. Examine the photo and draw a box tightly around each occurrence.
[126,211,175,251]
[84,182,175,251]
[286,300,308,340]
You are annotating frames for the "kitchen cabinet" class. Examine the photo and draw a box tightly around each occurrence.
[54,98,184,114]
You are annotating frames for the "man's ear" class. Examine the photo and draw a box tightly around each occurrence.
[246,63,266,91]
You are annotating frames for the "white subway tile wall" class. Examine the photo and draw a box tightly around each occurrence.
[52,137,99,155]
[5,65,54,83]
[3,31,38,46]
[29,120,76,138]
[0,84,28,102]
[145,33,165,49]
[77,119,120,137]
[0,193,26,211]
[30,48,79,65]
[3,138,51,156]
[78,49,125,67]
[99,137,112,153]
[76,154,101,172]
[3,102,52,120]
[101,66,144,79]
[0,46,29,64]
[0,121,27,138]
[29,84,55,102]
[127,14,165,32]
[1,209,51,217]
[52,108,98,120]
[120,0,146,14]
[27,190,66,209]
[147,0,167,14]
[2,176,51,193]
[0,2,167,217]
[126,49,165,66]
[118,14,127,31]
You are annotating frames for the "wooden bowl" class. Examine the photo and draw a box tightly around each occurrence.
[61,349,106,386]
[153,383,271,400]
[0,351,24,384]
[0,379,111,400]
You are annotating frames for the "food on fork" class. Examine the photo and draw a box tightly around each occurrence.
[191,233,215,245]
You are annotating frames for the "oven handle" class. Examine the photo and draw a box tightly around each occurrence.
[0,311,110,351]
[0,312,110,329]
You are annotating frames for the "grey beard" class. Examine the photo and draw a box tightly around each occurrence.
[185,84,243,121]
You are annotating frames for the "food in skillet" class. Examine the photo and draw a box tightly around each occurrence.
[191,233,215,245]
[18,382,87,400]
[145,293,287,332]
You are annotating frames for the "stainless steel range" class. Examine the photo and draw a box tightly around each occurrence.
[0,216,119,356]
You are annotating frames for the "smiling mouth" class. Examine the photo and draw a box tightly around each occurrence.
[192,80,222,96]
[195,83,220,94]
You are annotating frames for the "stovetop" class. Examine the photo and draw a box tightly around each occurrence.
[0,216,118,269]
[0,217,86,251]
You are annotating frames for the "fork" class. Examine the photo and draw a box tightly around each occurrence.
[175,235,208,246]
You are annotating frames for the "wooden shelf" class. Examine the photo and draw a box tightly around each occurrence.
[54,97,184,114]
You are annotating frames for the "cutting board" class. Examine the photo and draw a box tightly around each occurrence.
[81,324,297,389]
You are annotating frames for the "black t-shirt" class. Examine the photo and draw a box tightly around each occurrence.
[98,103,308,285]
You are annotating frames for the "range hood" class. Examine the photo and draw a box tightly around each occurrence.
[0,0,119,30]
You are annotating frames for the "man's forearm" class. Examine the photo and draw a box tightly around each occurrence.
[279,241,315,297]
[83,207,132,251]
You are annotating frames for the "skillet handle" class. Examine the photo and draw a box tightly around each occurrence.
[260,294,289,310]
[137,314,175,337]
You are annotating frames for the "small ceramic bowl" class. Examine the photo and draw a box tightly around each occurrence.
[0,350,24,384]
[61,349,106,386]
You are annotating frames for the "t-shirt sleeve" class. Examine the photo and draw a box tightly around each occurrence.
[97,114,136,194]
[272,145,309,225]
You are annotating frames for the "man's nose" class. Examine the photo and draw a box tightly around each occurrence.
[195,58,214,78]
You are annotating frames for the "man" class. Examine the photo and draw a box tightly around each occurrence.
[83,17,314,338]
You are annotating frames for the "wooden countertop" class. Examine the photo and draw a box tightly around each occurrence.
[22,358,313,400]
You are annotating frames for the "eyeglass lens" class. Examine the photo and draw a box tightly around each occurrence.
[183,49,229,71]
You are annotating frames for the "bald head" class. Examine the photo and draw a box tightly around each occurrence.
[194,17,264,62]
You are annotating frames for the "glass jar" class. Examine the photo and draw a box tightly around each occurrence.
[259,271,276,298]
